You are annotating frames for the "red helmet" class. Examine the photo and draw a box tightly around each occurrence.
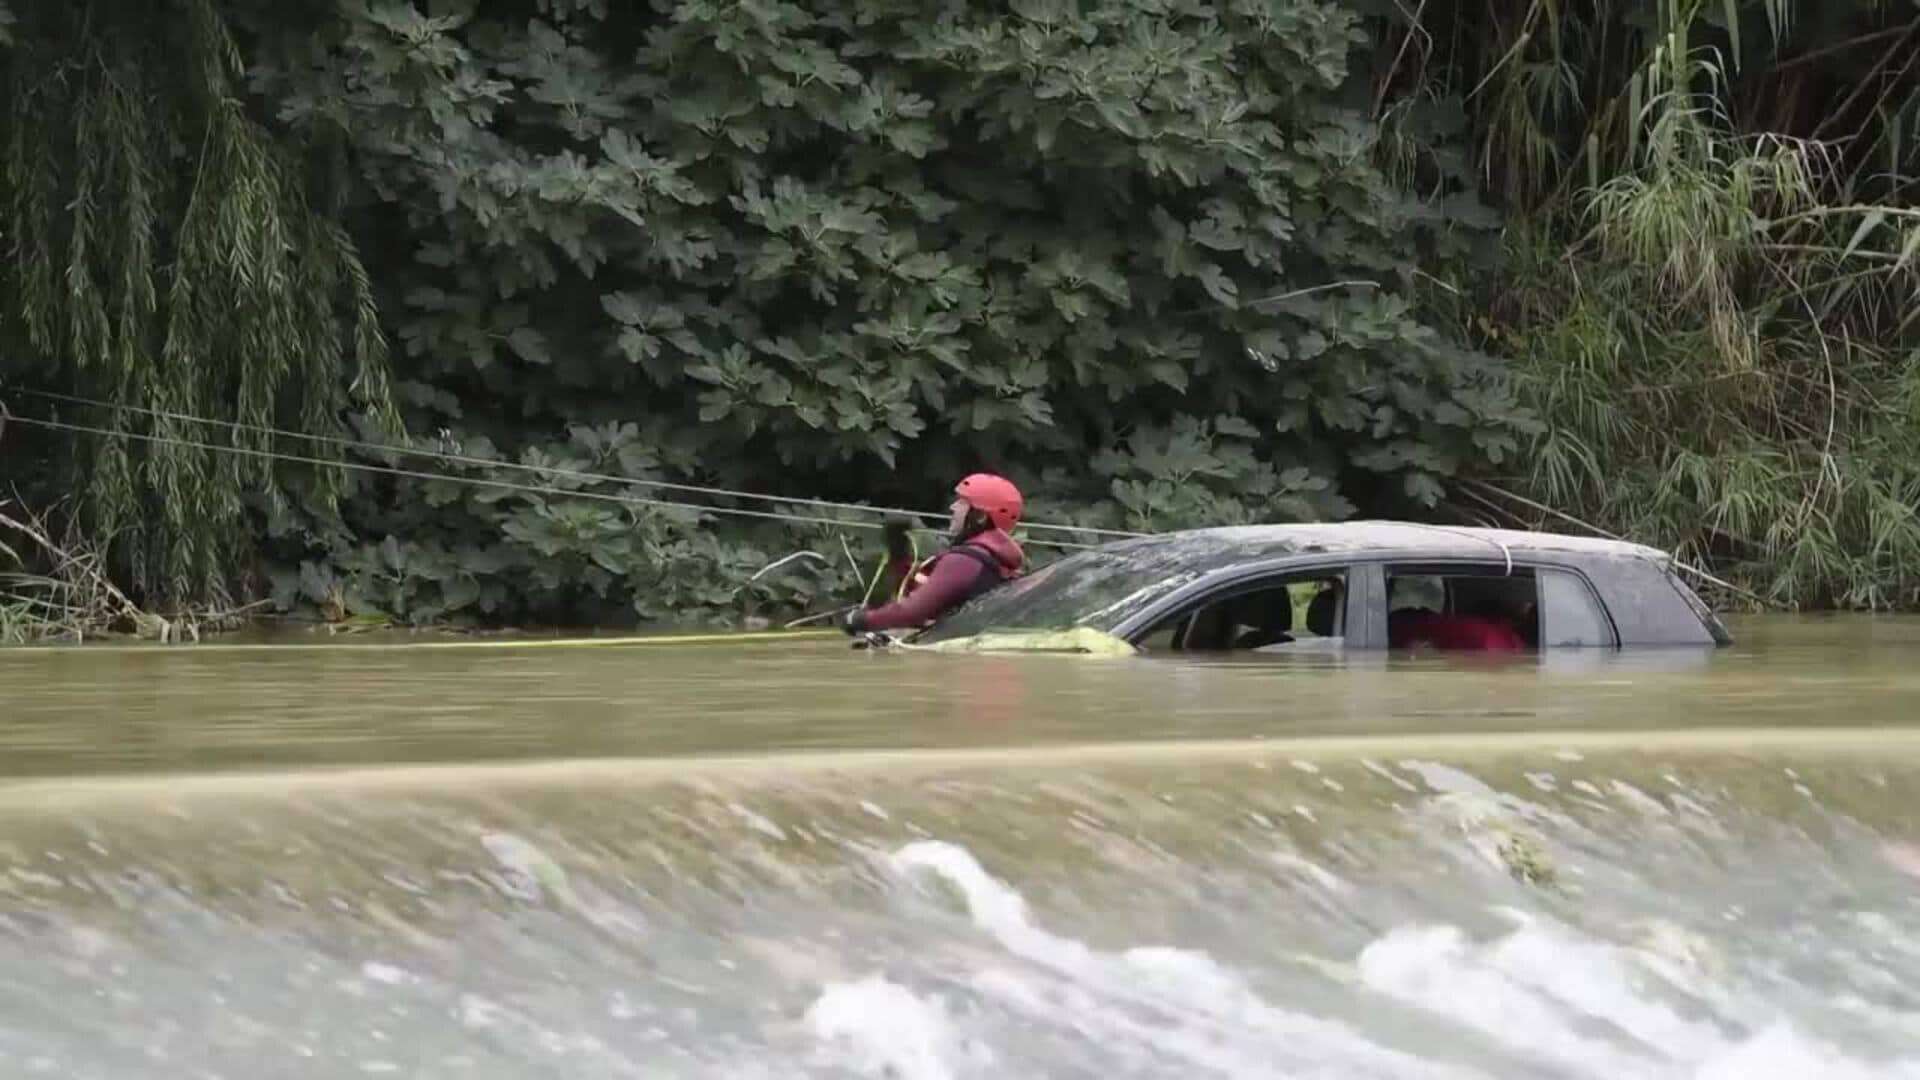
[955,473,1022,531]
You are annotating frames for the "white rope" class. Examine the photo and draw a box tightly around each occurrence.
[746,550,830,582]
[1401,523,1514,575]
[11,389,1146,539]
[3,414,1104,551]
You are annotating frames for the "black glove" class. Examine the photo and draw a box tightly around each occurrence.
[840,607,869,635]
[882,516,915,563]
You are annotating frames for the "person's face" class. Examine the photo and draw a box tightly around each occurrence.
[948,498,971,537]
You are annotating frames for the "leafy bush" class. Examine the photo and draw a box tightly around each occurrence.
[233,0,1523,625]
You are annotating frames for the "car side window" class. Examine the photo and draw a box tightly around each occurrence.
[1135,614,1191,652]
[1135,569,1348,652]
[1385,572,1446,615]
[1538,568,1615,647]
[1384,564,1538,650]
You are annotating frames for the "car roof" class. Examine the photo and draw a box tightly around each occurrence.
[914,518,1719,647]
[1084,521,1671,565]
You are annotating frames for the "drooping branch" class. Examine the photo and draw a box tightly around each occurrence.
[0,0,397,606]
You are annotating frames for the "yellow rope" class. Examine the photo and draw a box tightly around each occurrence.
[0,630,844,655]
[857,531,922,608]
[862,552,888,608]
[896,532,919,601]
[435,630,843,649]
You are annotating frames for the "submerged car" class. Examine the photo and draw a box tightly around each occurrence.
[912,522,1731,652]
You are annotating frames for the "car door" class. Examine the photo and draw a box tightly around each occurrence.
[1363,558,1618,650]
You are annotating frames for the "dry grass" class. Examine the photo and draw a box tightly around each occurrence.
[0,497,265,644]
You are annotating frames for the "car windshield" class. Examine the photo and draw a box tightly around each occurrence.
[913,532,1307,643]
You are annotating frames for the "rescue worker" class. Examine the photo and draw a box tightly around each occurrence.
[841,473,1026,636]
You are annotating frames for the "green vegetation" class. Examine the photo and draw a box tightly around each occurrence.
[4,0,1919,631]
[1,0,396,611]
[1376,0,1920,608]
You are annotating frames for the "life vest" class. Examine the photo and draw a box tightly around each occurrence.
[900,542,1015,605]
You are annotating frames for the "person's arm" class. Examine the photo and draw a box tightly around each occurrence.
[854,553,983,631]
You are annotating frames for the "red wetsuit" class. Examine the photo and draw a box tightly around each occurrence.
[857,528,1024,631]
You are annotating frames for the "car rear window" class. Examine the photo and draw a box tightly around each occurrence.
[1539,568,1616,647]
[1664,568,1733,645]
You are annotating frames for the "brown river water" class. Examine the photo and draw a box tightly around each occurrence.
[0,615,1917,1078]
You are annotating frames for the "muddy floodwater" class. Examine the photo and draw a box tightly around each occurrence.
[1,616,1918,1078]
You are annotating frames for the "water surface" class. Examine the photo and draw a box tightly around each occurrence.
[1,615,1917,1077]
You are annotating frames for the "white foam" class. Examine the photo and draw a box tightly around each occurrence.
[1625,919,1724,996]
[1607,780,1672,817]
[1397,760,1498,798]
[479,831,577,905]
[1358,924,1651,1075]
[359,961,412,986]
[1362,758,1421,792]
[1357,917,1920,1079]
[966,965,1309,1077]
[890,840,1458,1078]
[806,975,972,1080]
[1271,852,1351,894]
[891,841,1092,972]
[458,993,507,1030]
[1692,1023,1920,1080]
[728,803,788,841]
